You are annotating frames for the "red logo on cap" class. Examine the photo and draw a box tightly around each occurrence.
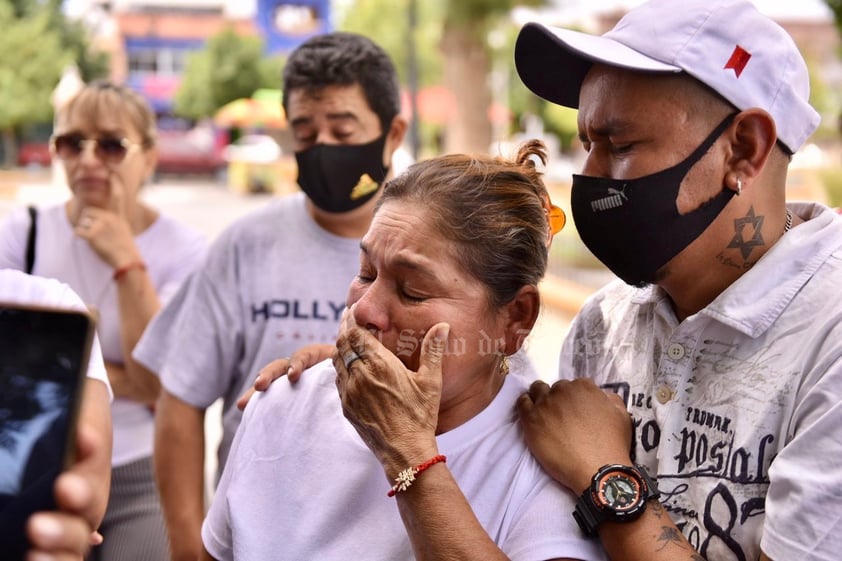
[724,45,751,78]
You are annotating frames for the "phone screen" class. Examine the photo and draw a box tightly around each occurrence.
[0,304,93,556]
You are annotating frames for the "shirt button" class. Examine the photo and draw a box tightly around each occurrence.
[656,386,673,404]
[667,343,685,360]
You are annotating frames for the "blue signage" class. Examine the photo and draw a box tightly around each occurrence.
[256,0,332,54]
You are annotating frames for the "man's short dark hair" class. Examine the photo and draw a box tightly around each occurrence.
[282,32,401,133]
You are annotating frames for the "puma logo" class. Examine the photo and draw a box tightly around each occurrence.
[591,186,628,212]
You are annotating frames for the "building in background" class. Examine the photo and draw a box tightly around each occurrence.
[59,0,329,178]
[71,0,330,114]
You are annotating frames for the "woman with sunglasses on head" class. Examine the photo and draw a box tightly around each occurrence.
[0,80,207,560]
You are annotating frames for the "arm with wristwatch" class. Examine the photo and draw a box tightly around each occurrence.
[517,379,773,561]
[242,351,698,559]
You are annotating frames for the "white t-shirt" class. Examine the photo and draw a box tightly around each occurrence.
[0,269,108,390]
[0,203,207,466]
[559,202,842,561]
[202,361,606,561]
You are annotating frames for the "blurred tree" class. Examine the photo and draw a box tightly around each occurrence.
[339,0,444,88]
[541,103,579,153]
[439,0,546,153]
[339,0,546,155]
[0,0,108,166]
[827,0,842,31]
[0,3,70,167]
[825,0,842,135]
[21,0,109,82]
[174,28,285,121]
[339,0,445,156]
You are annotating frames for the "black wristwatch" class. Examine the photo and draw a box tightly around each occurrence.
[573,464,660,537]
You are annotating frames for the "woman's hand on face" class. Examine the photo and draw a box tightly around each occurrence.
[74,206,140,269]
[516,378,634,494]
[333,308,450,474]
[73,171,142,268]
[236,343,337,411]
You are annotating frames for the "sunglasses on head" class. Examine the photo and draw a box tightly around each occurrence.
[50,133,140,164]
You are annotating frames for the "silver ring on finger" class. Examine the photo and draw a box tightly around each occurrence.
[342,349,362,370]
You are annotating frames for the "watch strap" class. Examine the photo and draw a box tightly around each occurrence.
[638,464,660,502]
[573,488,604,537]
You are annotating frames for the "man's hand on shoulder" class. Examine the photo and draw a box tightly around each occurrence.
[237,343,336,410]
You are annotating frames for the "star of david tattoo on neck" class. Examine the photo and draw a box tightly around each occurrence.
[728,206,765,260]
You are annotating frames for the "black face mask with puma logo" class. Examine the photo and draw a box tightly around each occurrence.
[570,113,737,287]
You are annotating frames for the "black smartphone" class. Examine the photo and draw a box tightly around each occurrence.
[0,303,95,558]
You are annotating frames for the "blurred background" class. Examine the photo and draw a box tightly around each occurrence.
[1,0,840,261]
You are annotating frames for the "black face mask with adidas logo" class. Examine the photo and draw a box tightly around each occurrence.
[295,133,389,214]
[570,113,737,287]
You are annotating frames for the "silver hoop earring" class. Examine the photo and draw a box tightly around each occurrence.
[736,177,742,196]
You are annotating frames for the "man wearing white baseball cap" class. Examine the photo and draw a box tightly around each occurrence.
[514,1,842,560]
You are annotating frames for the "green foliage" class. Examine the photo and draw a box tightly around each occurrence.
[820,167,842,207]
[827,0,842,35]
[338,0,449,153]
[338,0,549,153]
[58,17,110,82]
[8,0,108,83]
[173,28,285,121]
[338,0,445,87]
[444,0,544,26]
[338,0,547,92]
[0,0,107,133]
[0,3,72,129]
[540,102,580,152]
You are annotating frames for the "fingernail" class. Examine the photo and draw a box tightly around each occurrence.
[435,323,450,343]
[30,513,63,540]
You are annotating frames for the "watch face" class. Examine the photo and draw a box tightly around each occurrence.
[596,468,641,512]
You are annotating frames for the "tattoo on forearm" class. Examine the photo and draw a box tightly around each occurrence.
[656,527,684,551]
[655,524,707,560]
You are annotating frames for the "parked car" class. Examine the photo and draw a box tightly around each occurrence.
[17,122,53,168]
[154,122,227,179]
[221,135,295,195]
[221,134,281,164]
[17,141,51,168]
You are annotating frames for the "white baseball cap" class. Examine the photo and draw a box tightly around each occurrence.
[514,0,820,153]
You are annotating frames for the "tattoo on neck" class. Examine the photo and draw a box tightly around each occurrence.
[726,206,765,262]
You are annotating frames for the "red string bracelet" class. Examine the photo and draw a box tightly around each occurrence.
[113,261,146,281]
[387,454,446,497]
